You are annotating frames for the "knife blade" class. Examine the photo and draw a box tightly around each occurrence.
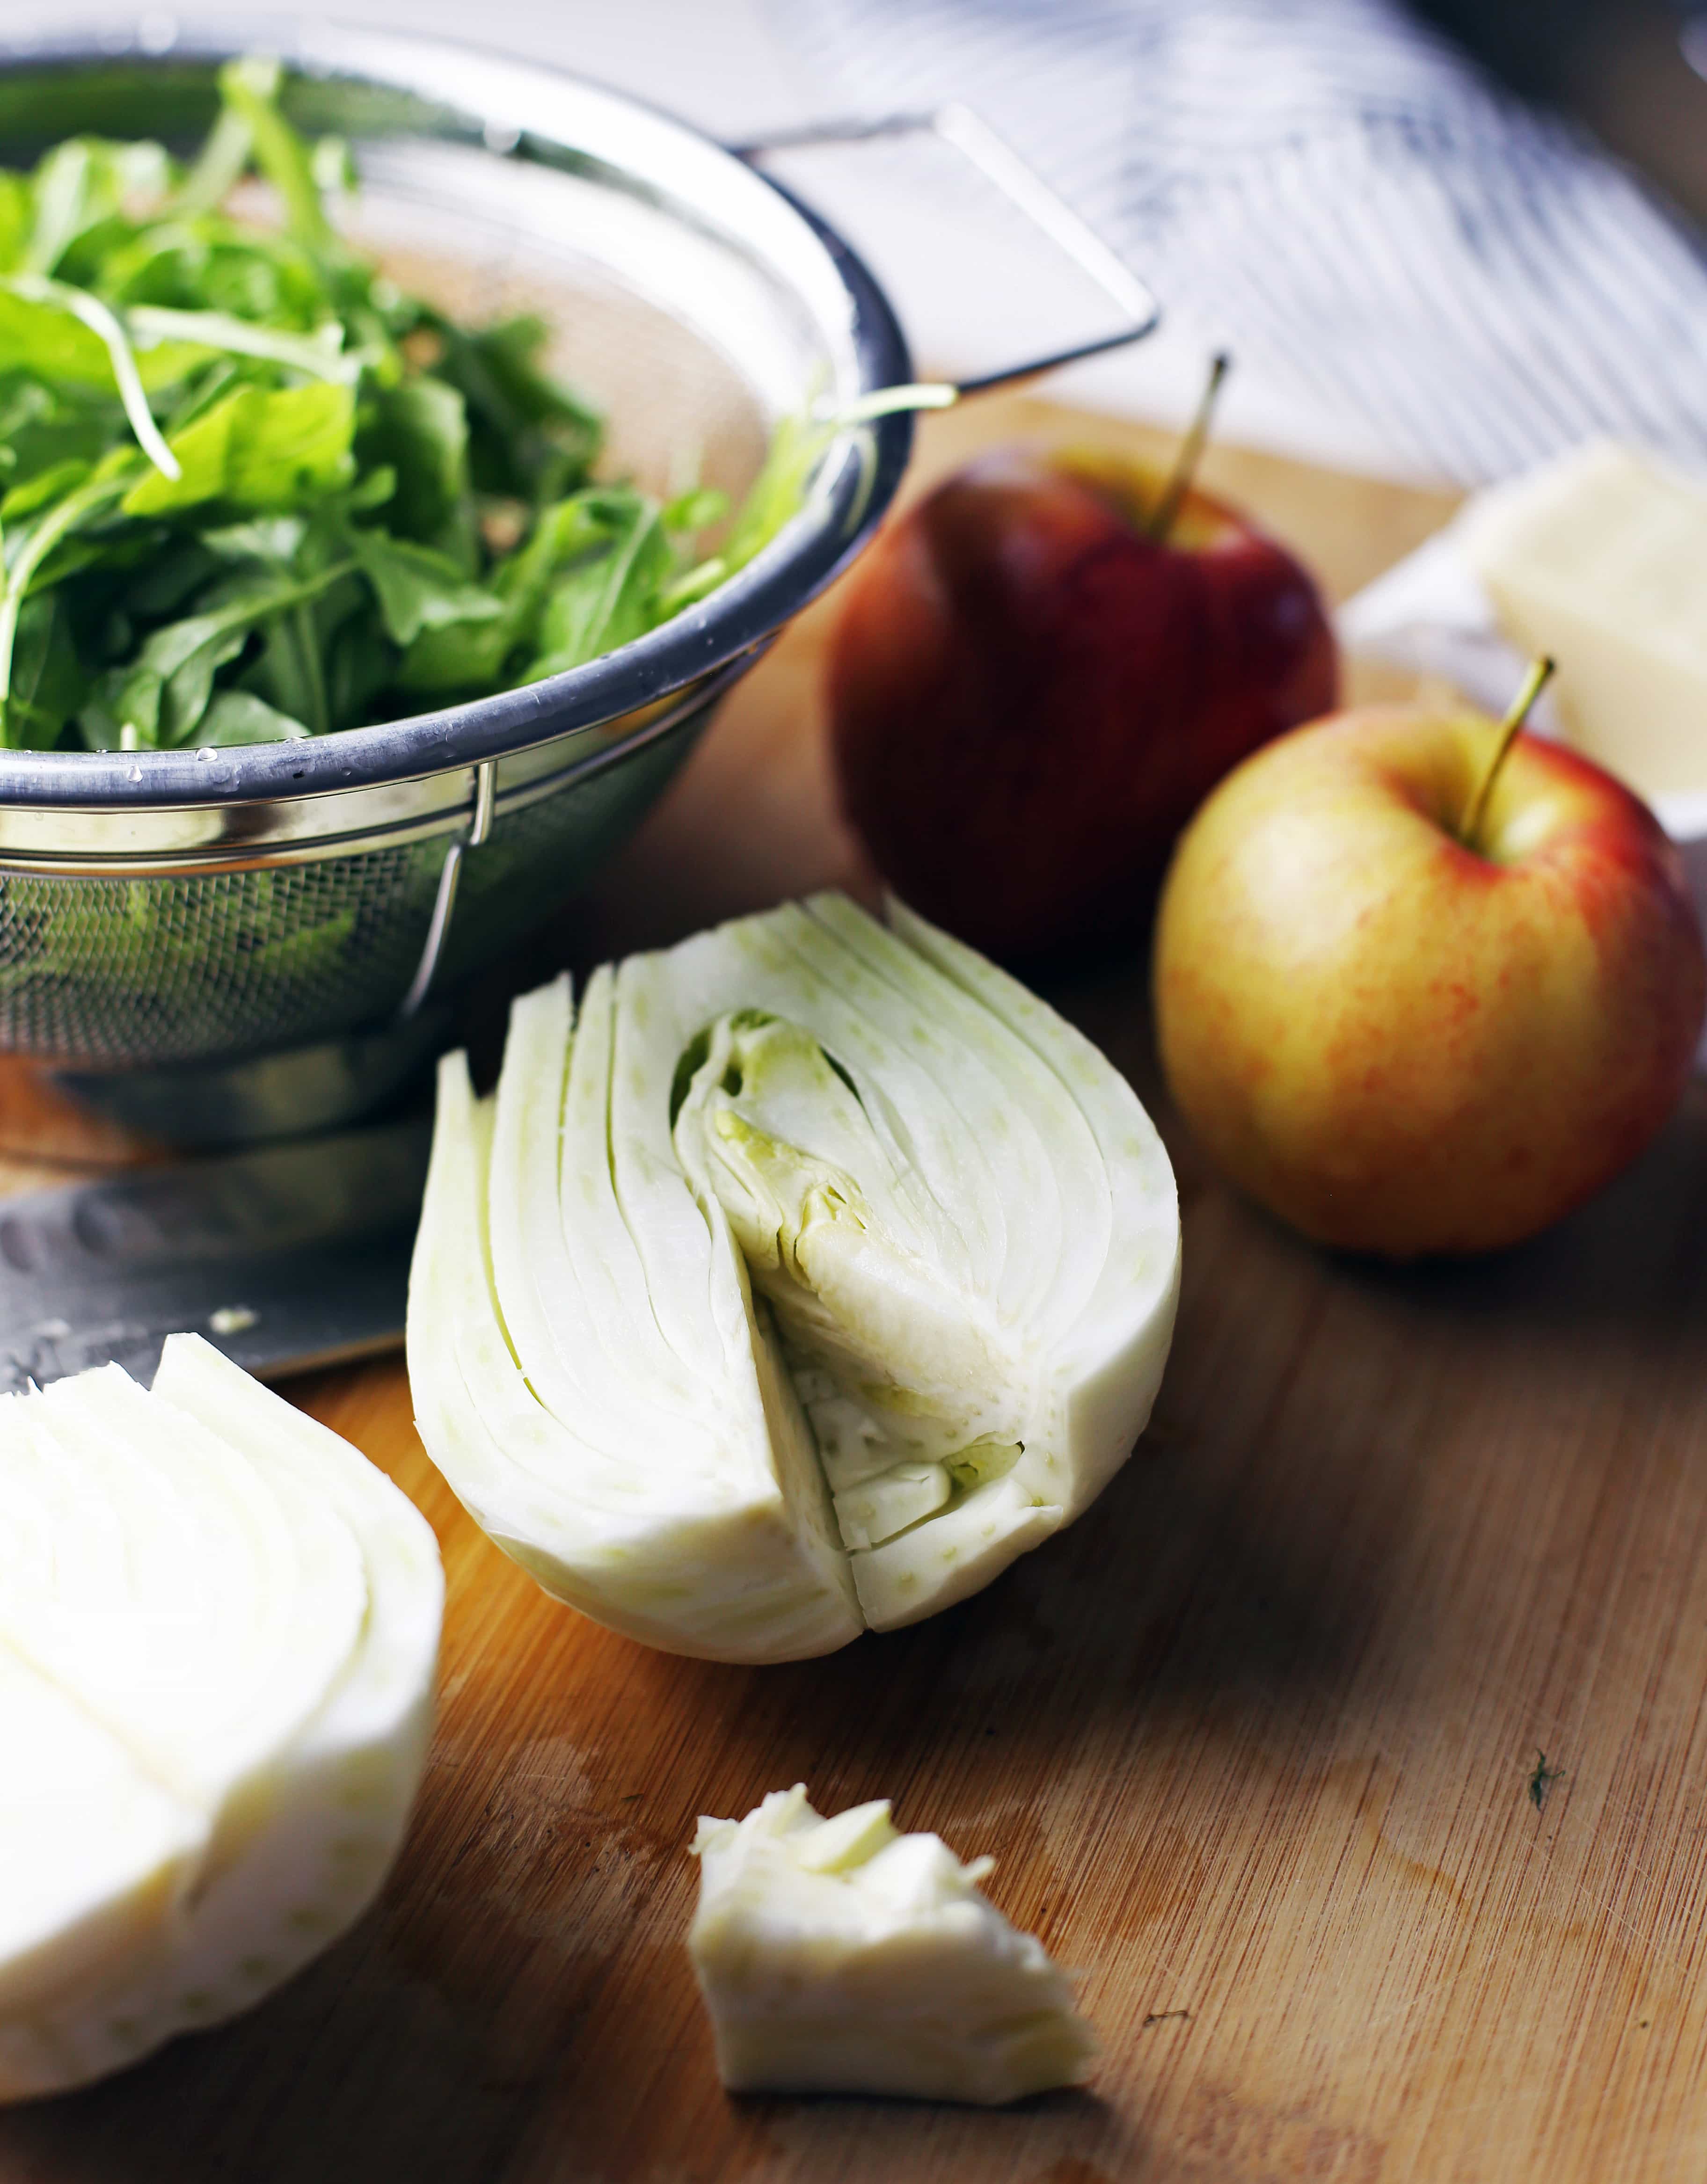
[0,1115,431,1392]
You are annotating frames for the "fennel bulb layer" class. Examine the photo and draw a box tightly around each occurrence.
[0,1336,443,2103]
[688,1785,1096,2103]
[408,893,1179,1661]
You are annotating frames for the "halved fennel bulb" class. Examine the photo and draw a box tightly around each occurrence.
[409,893,1180,1661]
[688,1785,1096,2103]
[0,1336,443,2104]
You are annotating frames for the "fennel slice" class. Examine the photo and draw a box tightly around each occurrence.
[409,1048,860,1663]
[0,1353,442,2103]
[688,1785,1096,2104]
[799,892,1105,1331]
[668,895,1172,1627]
[0,1646,204,2054]
[885,896,1182,1515]
[4,1368,367,1831]
[139,1336,442,2012]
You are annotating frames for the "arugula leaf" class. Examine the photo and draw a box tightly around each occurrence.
[0,458,93,524]
[26,138,171,278]
[1,275,186,474]
[215,59,334,253]
[525,489,672,678]
[122,382,356,516]
[663,484,729,535]
[0,284,115,386]
[719,410,834,575]
[87,610,244,747]
[326,606,394,725]
[80,560,352,747]
[233,563,363,739]
[345,524,501,647]
[433,314,601,501]
[0,461,134,743]
[356,376,472,549]
[393,494,604,694]
[188,688,310,744]
[0,173,30,275]
[5,591,88,749]
[120,538,222,619]
[102,220,329,328]
[0,378,108,489]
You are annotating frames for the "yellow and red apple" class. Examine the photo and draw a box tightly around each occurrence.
[1153,701,1707,1256]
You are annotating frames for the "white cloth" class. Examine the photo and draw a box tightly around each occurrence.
[776,0,1707,486]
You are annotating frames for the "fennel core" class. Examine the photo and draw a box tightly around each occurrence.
[673,1006,1029,1558]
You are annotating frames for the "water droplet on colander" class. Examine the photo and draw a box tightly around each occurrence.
[127,765,142,783]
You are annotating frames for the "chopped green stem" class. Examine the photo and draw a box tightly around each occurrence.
[4,275,180,479]
[194,559,355,648]
[1459,655,1556,849]
[1147,350,1231,543]
[657,556,727,614]
[0,470,132,738]
[173,103,254,216]
[834,382,959,425]
[127,306,361,384]
[219,57,335,252]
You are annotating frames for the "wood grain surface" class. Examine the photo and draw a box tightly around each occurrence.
[10,399,1707,2184]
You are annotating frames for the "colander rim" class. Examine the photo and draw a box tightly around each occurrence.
[0,19,915,811]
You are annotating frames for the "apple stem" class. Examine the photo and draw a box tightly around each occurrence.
[1459,655,1557,849]
[1147,351,1232,543]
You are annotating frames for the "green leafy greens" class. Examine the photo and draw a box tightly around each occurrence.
[0,57,808,750]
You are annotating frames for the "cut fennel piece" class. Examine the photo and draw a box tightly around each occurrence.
[0,1338,442,2104]
[407,892,1180,1660]
[688,1785,1096,2103]
[407,1013,860,1665]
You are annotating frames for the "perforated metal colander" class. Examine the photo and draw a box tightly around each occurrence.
[0,25,1158,1142]
[0,22,915,1105]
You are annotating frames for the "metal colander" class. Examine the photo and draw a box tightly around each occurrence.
[0,736,690,1066]
[0,28,1161,1143]
[0,22,916,1128]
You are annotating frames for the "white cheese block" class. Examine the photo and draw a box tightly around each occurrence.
[1459,439,1707,803]
[0,1340,442,2104]
[688,1785,1096,2104]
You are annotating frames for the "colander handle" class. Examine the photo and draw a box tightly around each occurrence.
[396,757,498,1021]
[729,104,1160,393]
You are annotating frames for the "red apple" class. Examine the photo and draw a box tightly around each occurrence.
[1152,699,1707,1257]
[826,444,1338,960]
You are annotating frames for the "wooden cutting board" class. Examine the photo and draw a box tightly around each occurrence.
[9,397,1707,2184]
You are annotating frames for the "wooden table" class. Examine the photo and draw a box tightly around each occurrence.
[9,400,1707,2184]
